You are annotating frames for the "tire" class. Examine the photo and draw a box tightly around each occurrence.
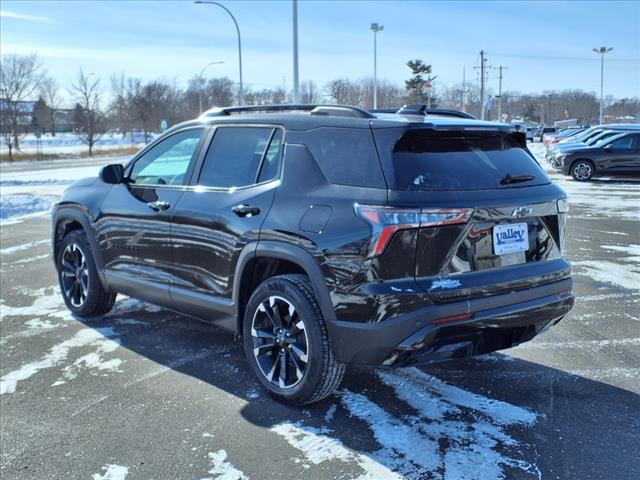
[242,274,345,405]
[56,229,116,317]
[571,160,594,181]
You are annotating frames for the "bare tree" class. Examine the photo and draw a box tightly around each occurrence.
[244,87,286,105]
[204,77,235,108]
[357,78,403,109]
[124,77,182,141]
[68,69,105,155]
[109,72,133,137]
[299,80,319,104]
[325,79,363,105]
[0,53,45,159]
[40,77,61,136]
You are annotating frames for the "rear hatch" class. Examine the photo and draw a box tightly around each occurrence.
[370,126,570,302]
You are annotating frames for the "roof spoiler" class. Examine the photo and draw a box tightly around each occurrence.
[394,104,477,119]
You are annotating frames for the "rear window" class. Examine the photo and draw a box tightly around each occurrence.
[305,127,386,188]
[390,130,548,191]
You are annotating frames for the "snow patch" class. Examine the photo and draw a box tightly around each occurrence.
[339,369,539,479]
[0,194,56,223]
[271,421,400,479]
[0,239,49,255]
[274,368,539,479]
[521,337,640,351]
[323,404,337,423]
[601,231,629,236]
[113,318,148,326]
[4,252,51,265]
[245,388,260,400]
[0,286,70,321]
[0,327,120,394]
[61,337,124,381]
[200,450,248,480]
[573,260,640,290]
[25,318,57,329]
[92,464,129,480]
[601,244,640,258]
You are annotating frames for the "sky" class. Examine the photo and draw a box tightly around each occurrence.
[1,0,639,105]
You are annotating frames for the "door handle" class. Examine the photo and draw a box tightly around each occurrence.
[147,201,171,211]
[232,204,261,217]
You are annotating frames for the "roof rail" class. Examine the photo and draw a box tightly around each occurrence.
[201,104,375,119]
[394,104,477,119]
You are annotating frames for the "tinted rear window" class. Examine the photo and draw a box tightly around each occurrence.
[391,130,548,191]
[305,127,386,188]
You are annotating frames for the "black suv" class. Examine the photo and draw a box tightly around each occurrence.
[52,104,574,405]
[552,130,640,181]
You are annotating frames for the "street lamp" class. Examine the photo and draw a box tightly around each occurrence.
[198,61,224,113]
[370,22,383,109]
[194,1,244,105]
[593,46,613,125]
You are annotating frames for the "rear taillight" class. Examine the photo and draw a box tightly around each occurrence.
[355,205,473,257]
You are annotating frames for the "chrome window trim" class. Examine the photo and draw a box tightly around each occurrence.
[190,123,286,191]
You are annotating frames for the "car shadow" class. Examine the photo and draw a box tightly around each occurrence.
[79,299,640,480]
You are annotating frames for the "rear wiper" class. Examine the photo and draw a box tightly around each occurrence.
[500,173,535,185]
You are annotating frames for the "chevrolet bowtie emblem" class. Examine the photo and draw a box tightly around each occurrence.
[512,206,533,218]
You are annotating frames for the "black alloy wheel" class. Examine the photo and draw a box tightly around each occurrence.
[57,229,116,317]
[250,295,309,389]
[243,274,345,405]
[60,243,89,308]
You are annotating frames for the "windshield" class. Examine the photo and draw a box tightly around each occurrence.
[390,130,549,191]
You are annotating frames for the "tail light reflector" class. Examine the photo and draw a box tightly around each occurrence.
[432,312,473,324]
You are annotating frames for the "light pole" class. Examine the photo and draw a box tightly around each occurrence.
[194,1,244,105]
[198,61,224,114]
[593,46,613,125]
[370,22,383,109]
[293,0,299,103]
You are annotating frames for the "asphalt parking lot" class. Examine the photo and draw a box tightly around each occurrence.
[1,144,638,480]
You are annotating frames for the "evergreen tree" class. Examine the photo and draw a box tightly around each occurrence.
[405,60,438,107]
[32,97,50,134]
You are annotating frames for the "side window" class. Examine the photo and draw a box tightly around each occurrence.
[305,127,386,188]
[257,129,283,183]
[608,135,634,150]
[130,128,204,185]
[198,127,275,188]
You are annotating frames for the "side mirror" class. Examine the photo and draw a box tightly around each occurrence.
[100,164,125,184]
[603,144,613,150]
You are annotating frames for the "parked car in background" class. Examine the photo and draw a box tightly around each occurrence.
[547,125,640,161]
[552,131,640,181]
[541,126,556,143]
[526,127,534,142]
[51,104,574,405]
[543,127,585,150]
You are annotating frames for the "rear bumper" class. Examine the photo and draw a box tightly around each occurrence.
[327,277,574,366]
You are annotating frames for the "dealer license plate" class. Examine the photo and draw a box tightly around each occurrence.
[493,223,529,255]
